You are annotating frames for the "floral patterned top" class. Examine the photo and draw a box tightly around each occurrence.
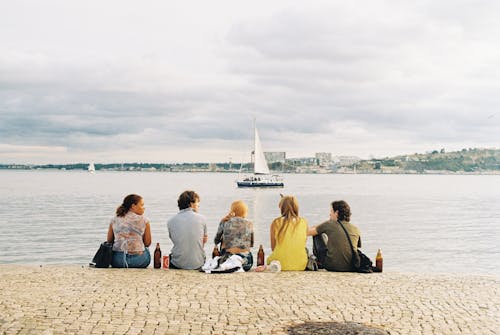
[214,217,254,251]
[110,211,148,253]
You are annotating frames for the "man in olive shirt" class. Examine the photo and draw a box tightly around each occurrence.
[308,200,361,272]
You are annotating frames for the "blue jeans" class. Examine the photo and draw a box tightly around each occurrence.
[239,252,253,272]
[111,248,151,268]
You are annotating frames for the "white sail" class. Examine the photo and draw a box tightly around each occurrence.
[253,127,270,175]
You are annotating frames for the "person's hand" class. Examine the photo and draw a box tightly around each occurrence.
[222,211,235,222]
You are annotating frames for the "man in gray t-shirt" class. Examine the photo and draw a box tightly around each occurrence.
[167,190,208,269]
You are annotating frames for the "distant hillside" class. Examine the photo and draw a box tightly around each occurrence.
[358,148,500,173]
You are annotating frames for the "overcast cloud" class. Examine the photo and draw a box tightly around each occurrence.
[1,0,499,164]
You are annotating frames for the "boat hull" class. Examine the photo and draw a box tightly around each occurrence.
[237,174,284,188]
[237,181,284,188]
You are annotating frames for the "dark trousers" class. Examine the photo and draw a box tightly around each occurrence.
[313,234,328,269]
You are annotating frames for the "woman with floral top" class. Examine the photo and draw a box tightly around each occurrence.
[214,200,254,271]
[107,194,152,268]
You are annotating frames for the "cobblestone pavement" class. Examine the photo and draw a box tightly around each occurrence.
[0,265,498,335]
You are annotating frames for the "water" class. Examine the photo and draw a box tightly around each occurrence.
[1,170,499,275]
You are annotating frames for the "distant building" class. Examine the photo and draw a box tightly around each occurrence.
[264,152,286,164]
[335,156,362,166]
[209,163,217,172]
[286,157,317,166]
[315,152,332,166]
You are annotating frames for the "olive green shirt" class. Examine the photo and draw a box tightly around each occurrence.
[316,220,361,272]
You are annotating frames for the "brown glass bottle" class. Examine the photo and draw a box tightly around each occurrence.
[257,245,265,266]
[212,245,220,258]
[154,243,162,269]
[375,249,383,272]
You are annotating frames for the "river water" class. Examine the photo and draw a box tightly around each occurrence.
[1,170,499,275]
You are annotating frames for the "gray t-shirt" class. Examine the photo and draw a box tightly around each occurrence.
[167,208,207,269]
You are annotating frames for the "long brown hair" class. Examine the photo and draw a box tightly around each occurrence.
[275,195,300,243]
[116,194,142,217]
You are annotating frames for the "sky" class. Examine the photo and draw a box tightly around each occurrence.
[1,0,499,164]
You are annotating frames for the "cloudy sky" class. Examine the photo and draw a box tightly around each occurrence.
[1,0,499,164]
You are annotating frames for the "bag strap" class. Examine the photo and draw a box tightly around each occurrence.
[337,220,357,268]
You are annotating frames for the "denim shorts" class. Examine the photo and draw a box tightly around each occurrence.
[112,248,151,268]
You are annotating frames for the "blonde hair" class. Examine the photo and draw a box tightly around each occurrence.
[222,200,248,222]
[231,200,248,218]
[275,195,300,243]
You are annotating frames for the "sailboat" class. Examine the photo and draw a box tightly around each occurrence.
[88,163,96,173]
[236,124,284,188]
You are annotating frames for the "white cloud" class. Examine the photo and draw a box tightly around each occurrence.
[0,0,499,163]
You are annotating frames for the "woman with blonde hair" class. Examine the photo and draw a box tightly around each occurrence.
[266,195,308,270]
[214,200,254,271]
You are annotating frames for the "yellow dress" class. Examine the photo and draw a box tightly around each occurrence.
[267,217,308,271]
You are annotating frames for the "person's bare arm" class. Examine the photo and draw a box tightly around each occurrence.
[106,224,114,243]
[308,226,318,236]
[143,222,152,247]
[270,220,276,250]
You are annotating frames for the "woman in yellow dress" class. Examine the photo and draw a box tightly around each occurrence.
[266,195,308,270]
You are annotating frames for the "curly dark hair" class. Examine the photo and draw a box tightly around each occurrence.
[331,200,351,222]
[177,190,200,210]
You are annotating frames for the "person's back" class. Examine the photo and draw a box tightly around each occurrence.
[309,200,361,272]
[267,195,308,271]
[107,194,152,268]
[216,216,254,251]
[316,219,360,271]
[111,211,147,253]
[167,191,207,270]
[267,216,308,270]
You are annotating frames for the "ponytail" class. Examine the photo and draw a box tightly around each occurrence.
[116,194,142,217]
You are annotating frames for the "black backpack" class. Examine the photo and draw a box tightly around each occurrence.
[91,241,114,268]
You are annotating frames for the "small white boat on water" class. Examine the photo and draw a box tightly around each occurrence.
[236,124,284,188]
[88,163,96,173]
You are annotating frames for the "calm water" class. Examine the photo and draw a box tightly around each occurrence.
[1,170,499,275]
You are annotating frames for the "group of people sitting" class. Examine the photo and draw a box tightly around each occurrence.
[106,190,362,272]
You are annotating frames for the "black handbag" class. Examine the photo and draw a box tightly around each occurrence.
[338,220,373,273]
[91,241,114,268]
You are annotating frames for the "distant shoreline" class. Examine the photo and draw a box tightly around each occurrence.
[1,168,500,175]
[2,148,499,174]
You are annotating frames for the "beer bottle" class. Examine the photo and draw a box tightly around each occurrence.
[375,248,383,272]
[154,243,162,269]
[257,244,265,266]
[212,245,220,258]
